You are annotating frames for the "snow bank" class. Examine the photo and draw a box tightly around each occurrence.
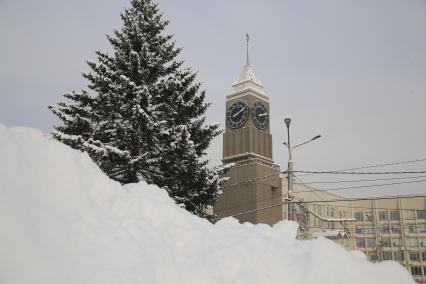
[0,124,415,284]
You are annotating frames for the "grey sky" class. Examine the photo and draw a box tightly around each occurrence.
[1,0,425,197]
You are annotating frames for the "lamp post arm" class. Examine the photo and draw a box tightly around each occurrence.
[291,135,321,151]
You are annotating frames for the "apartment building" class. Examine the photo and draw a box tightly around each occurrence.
[287,181,426,283]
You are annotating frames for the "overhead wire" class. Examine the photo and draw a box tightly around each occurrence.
[304,225,426,235]
[293,174,325,201]
[216,172,426,214]
[214,192,426,221]
[294,194,426,204]
[293,170,426,175]
[287,176,426,213]
[219,172,281,190]
[216,175,426,218]
[294,175,426,185]
[218,158,426,191]
[303,201,426,213]
[294,179,426,193]
[214,158,426,220]
[296,158,426,177]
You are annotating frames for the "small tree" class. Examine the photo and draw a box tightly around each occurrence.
[49,0,227,217]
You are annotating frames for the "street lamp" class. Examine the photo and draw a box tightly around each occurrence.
[284,117,321,221]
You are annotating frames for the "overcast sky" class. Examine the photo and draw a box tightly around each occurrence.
[1,0,425,197]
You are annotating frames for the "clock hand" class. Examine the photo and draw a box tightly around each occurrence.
[232,106,247,118]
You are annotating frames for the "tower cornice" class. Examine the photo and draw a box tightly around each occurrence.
[226,85,269,102]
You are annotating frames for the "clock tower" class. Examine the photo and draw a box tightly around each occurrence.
[214,36,283,225]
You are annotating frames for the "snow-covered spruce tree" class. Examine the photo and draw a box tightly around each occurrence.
[49,0,228,217]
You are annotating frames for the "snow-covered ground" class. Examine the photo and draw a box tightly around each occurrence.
[0,124,415,284]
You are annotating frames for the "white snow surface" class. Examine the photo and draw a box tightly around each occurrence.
[0,124,415,284]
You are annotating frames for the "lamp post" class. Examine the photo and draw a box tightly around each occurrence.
[284,117,321,221]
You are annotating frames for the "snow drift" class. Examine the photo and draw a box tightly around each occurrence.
[0,124,415,284]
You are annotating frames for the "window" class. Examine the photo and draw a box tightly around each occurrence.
[369,253,379,262]
[382,251,393,260]
[408,238,419,247]
[394,250,405,261]
[410,252,420,261]
[422,251,426,261]
[418,224,426,233]
[411,266,422,276]
[419,238,426,247]
[354,212,363,221]
[367,238,376,247]
[405,210,416,220]
[364,226,376,233]
[380,225,390,234]
[391,224,401,233]
[392,238,403,247]
[370,253,379,261]
[381,238,391,247]
[389,210,400,220]
[356,238,365,247]
[409,224,417,233]
[355,226,364,234]
[316,205,322,214]
[379,211,388,221]
[364,212,374,222]
[417,210,426,220]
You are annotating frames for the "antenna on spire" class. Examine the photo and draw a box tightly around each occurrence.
[245,33,250,66]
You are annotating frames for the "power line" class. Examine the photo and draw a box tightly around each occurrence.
[215,171,286,214]
[215,162,426,219]
[216,174,426,217]
[214,181,285,215]
[218,192,426,221]
[297,158,426,177]
[295,179,426,193]
[219,172,281,190]
[218,167,426,193]
[293,170,426,175]
[212,200,288,221]
[294,175,426,185]
[304,225,426,234]
[294,174,325,201]
[293,176,426,213]
[213,191,282,215]
[214,196,426,222]
[305,201,426,213]
[214,191,426,221]
[294,194,426,204]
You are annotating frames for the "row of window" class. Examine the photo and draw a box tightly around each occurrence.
[357,237,402,248]
[355,224,426,234]
[368,250,426,263]
[354,210,426,222]
[411,266,426,276]
[368,250,406,261]
[357,237,426,248]
[311,205,347,219]
[408,224,426,233]
[357,238,382,248]
[355,225,399,234]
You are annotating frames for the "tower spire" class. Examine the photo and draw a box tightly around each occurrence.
[245,33,250,66]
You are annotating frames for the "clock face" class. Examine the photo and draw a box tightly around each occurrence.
[251,101,269,130]
[226,100,249,129]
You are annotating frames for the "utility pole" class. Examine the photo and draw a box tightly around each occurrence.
[284,118,294,220]
[283,117,321,221]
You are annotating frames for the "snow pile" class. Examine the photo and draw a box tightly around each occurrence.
[0,124,415,284]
